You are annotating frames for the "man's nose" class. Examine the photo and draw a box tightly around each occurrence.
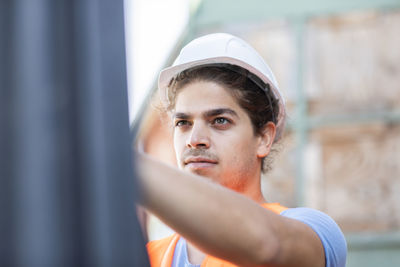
[186,123,210,149]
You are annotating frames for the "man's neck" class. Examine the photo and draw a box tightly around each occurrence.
[231,176,266,204]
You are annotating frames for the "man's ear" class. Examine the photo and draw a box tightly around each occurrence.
[257,122,276,158]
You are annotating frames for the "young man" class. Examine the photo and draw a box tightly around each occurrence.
[137,33,347,267]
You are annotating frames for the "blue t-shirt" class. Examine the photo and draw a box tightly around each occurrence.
[171,207,347,267]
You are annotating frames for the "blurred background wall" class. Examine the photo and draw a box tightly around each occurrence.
[129,0,400,266]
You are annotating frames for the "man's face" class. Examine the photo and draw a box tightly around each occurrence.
[172,80,266,192]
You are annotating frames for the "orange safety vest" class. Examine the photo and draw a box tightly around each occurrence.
[147,203,288,267]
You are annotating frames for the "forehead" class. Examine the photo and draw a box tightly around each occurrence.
[174,81,242,114]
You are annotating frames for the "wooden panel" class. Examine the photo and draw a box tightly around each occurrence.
[306,10,400,115]
[310,124,400,232]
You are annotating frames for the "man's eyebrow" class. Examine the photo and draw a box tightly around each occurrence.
[173,112,190,119]
[204,108,238,118]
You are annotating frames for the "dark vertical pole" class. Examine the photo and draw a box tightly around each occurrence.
[0,1,13,265]
[0,0,149,266]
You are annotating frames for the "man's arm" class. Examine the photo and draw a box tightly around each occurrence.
[136,153,326,267]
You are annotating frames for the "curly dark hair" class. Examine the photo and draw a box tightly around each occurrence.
[165,64,282,172]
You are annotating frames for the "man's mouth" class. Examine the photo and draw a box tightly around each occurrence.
[184,157,218,169]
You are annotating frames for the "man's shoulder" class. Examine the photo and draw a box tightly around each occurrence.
[280,206,345,238]
[281,207,348,267]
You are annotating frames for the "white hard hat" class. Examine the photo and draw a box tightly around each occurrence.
[159,33,286,140]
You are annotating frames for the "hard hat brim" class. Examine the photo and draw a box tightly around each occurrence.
[159,56,284,105]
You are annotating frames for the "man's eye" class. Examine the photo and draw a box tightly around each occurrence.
[175,120,189,127]
[213,117,230,125]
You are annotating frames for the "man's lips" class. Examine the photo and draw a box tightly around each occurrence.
[184,157,218,168]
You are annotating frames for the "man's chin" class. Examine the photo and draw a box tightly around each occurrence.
[185,167,218,180]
